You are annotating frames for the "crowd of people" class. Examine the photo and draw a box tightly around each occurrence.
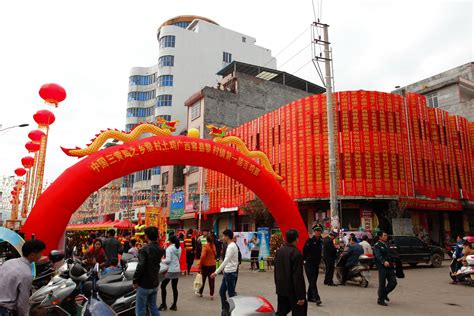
[2,223,471,316]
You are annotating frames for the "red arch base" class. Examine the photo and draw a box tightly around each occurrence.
[22,136,308,251]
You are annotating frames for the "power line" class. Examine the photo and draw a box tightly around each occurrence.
[279,43,311,69]
[291,59,313,75]
[263,26,311,67]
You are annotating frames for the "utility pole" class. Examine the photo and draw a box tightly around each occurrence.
[312,21,339,231]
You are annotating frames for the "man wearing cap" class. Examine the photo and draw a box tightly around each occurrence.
[323,231,338,286]
[303,225,323,305]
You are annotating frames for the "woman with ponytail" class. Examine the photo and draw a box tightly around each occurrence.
[159,235,182,311]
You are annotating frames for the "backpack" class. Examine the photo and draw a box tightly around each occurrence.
[237,244,242,265]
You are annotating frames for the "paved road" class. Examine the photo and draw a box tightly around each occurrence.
[158,261,473,315]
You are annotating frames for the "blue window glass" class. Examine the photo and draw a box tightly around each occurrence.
[173,21,190,28]
[159,35,176,48]
[128,90,156,101]
[158,75,173,87]
[126,107,154,117]
[158,55,174,67]
[129,74,156,86]
[157,115,171,122]
[156,95,172,107]
[152,167,161,175]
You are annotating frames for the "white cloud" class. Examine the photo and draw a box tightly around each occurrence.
[0,0,471,182]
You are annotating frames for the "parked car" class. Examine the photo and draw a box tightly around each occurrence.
[389,235,444,267]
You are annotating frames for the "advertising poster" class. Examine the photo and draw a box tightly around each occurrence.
[145,206,161,227]
[170,191,184,220]
[233,228,270,260]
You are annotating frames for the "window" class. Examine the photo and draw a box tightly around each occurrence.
[156,94,173,107]
[125,123,138,132]
[158,75,173,87]
[129,74,156,86]
[152,167,161,175]
[135,169,151,182]
[160,35,176,48]
[223,52,232,64]
[162,172,169,185]
[242,37,246,43]
[426,92,439,108]
[188,166,199,174]
[173,21,190,28]
[121,174,134,188]
[128,90,156,101]
[158,55,175,67]
[191,102,201,120]
[126,107,154,117]
[157,115,171,122]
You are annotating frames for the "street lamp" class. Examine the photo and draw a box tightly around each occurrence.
[0,123,29,132]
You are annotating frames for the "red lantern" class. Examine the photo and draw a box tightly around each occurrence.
[25,141,41,152]
[10,200,14,204]
[28,129,46,143]
[11,191,17,196]
[15,168,27,177]
[22,156,35,168]
[33,110,55,127]
[39,83,66,106]
[15,180,25,185]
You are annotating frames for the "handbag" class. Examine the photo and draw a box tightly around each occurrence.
[395,258,405,278]
[193,273,203,292]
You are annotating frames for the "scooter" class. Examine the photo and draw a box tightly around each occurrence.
[32,250,66,290]
[450,255,474,286]
[335,254,373,287]
[30,260,138,315]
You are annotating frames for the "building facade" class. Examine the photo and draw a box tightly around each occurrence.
[205,91,474,246]
[122,16,276,220]
[183,61,325,233]
[393,62,474,121]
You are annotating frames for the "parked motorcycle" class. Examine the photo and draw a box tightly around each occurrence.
[335,254,373,287]
[30,259,138,316]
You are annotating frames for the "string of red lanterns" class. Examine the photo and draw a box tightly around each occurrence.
[10,83,66,222]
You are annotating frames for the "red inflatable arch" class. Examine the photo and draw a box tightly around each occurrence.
[21,136,308,252]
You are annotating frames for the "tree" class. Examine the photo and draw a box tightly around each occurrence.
[243,197,274,228]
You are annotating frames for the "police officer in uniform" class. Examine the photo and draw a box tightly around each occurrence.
[302,224,323,306]
[373,231,397,306]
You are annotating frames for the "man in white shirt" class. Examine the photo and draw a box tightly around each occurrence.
[0,239,46,316]
[211,229,239,316]
[360,235,373,255]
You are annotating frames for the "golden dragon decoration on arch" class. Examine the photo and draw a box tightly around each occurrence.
[60,119,282,181]
[206,125,283,181]
[61,118,179,157]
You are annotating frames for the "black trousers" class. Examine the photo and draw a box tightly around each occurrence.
[323,257,336,285]
[161,278,179,306]
[304,262,320,301]
[186,250,194,274]
[377,267,397,301]
[341,265,356,284]
[276,295,307,316]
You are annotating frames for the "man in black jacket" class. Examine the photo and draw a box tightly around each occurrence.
[302,225,323,305]
[373,231,397,306]
[274,229,307,316]
[133,226,165,316]
[323,231,338,286]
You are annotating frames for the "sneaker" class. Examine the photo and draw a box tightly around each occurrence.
[384,296,390,302]
[170,305,177,311]
[195,291,203,297]
[316,300,322,306]
[377,300,388,306]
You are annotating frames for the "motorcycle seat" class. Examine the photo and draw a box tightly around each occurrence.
[98,273,123,285]
[98,280,134,298]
